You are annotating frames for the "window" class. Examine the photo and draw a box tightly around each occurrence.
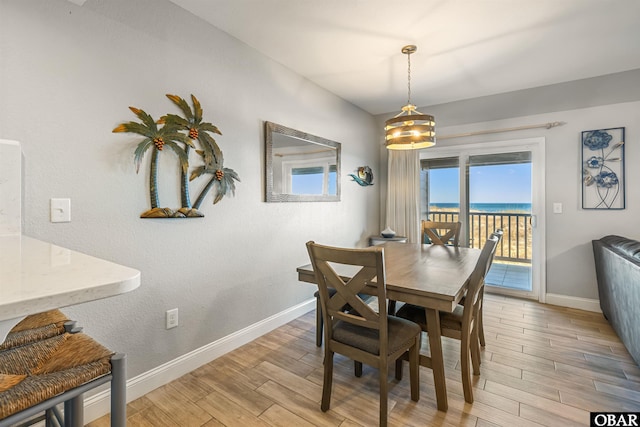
[420,157,459,222]
[291,165,337,195]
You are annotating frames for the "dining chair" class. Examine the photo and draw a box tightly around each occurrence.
[422,220,461,246]
[476,229,504,347]
[306,241,421,427]
[458,229,504,350]
[315,289,373,348]
[314,288,334,347]
[388,220,462,317]
[394,235,498,403]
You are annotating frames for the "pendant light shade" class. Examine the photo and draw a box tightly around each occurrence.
[385,45,436,150]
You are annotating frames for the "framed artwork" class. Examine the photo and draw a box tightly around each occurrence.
[581,127,625,209]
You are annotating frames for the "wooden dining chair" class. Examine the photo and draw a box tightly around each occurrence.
[314,288,334,347]
[422,220,461,246]
[394,235,498,404]
[315,289,373,347]
[388,220,462,316]
[476,229,504,347]
[458,229,504,350]
[306,241,421,427]
[388,220,462,317]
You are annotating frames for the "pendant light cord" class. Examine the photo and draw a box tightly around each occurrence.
[407,50,412,106]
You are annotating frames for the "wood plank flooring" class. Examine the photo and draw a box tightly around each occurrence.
[88,294,640,426]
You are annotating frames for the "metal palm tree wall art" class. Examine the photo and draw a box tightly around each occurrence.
[113,94,240,218]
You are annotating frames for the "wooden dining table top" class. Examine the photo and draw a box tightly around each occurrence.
[297,241,482,312]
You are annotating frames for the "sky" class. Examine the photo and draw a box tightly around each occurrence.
[291,170,337,195]
[430,164,532,203]
[290,163,531,202]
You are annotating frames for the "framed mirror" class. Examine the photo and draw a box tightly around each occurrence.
[265,121,341,202]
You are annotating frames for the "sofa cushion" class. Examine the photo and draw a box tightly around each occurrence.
[600,235,640,261]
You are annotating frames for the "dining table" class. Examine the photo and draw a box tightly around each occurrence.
[296,241,481,412]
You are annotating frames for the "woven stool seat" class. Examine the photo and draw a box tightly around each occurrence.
[0,310,70,352]
[0,332,113,420]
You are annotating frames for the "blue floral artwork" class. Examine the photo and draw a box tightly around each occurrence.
[581,127,625,209]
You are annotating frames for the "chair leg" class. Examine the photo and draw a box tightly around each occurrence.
[460,333,474,403]
[409,337,420,402]
[64,394,83,427]
[321,351,334,412]
[354,361,363,377]
[395,357,403,381]
[315,296,323,347]
[388,300,397,316]
[379,360,389,427]
[478,304,486,348]
[394,349,413,381]
[471,325,481,376]
[111,353,127,427]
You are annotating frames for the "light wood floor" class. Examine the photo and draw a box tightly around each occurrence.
[88,294,640,426]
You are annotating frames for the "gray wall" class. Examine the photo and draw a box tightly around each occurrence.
[0,0,379,378]
[377,93,640,302]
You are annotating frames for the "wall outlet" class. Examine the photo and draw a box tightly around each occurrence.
[166,308,179,329]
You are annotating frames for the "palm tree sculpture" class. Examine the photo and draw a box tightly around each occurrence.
[113,107,191,218]
[191,161,241,208]
[113,94,240,218]
[163,94,240,210]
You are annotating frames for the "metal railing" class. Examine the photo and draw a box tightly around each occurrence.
[427,211,532,263]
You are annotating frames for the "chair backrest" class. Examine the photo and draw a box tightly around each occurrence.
[461,235,499,325]
[486,229,504,275]
[422,220,461,246]
[306,241,388,343]
[491,229,504,245]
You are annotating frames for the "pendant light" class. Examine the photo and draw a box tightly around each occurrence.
[384,45,436,150]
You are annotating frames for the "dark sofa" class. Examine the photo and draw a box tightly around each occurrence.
[592,235,640,366]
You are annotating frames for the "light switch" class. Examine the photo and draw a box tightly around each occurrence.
[51,198,71,223]
[553,202,563,214]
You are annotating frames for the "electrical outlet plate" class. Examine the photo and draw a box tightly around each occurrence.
[51,198,71,222]
[166,308,178,329]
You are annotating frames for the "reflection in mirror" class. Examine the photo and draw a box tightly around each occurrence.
[265,121,341,202]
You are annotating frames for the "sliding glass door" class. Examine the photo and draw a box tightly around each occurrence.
[420,138,545,300]
[468,152,533,293]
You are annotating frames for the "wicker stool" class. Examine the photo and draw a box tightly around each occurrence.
[0,310,78,352]
[0,327,126,427]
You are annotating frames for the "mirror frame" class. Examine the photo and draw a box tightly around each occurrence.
[265,121,341,202]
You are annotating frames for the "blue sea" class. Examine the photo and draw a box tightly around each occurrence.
[430,202,531,213]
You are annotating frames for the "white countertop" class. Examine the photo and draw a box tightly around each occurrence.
[0,235,141,338]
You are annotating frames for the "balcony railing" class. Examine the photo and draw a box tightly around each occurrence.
[427,211,532,263]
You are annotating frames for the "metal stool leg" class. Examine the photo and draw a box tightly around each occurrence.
[45,408,55,427]
[65,394,83,427]
[111,353,127,427]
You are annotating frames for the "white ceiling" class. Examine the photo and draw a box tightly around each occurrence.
[169,0,640,115]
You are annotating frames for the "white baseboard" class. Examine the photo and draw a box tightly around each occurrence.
[84,298,316,423]
[545,293,601,313]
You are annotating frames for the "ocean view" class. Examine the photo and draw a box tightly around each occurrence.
[430,202,531,213]
[427,202,533,262]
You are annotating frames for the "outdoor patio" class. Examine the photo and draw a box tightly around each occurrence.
[485,261,532,291]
